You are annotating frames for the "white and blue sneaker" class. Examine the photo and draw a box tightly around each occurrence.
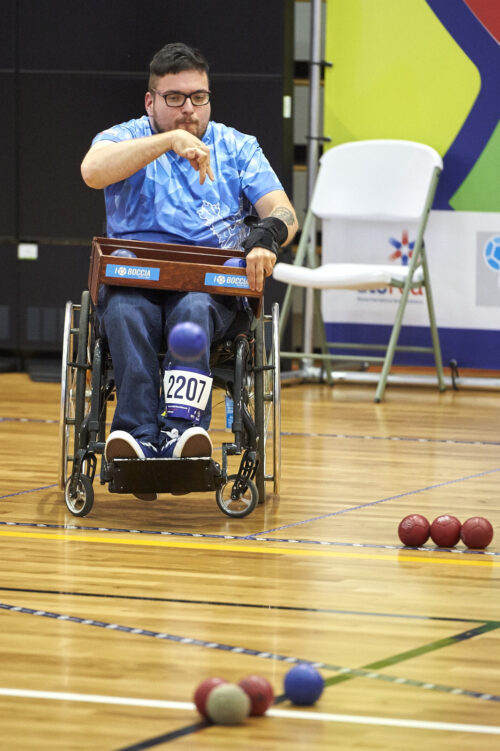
[104,430,159,501]
[160,427,213,459]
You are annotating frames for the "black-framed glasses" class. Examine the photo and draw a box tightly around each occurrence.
[151,89,210,107]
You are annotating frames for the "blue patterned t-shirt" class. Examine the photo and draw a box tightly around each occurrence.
[92,116,283,248]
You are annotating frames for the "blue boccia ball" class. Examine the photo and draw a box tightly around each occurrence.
[110,248,137,258]
[284,664,324,705]
[223,257,247,268]
[168,322,208,362]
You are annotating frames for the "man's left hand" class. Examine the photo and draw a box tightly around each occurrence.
[245,247,276,293]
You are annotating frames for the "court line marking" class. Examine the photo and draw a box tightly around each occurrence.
[0,528,496,566]
[1,520,497,557]
[2,601,499,705]
[3,414,500,447]
[0,585,489,624]
[0,688,498,735]
[0,485,57,499]
[257,466,500,536]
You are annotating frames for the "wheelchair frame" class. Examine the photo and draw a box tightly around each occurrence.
[59,281,280,519]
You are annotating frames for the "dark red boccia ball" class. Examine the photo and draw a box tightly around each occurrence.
[398,514,430,547]
[238,675,274,716]
[430,514,461,547]
[460,517,494,549]
[193,677,228,718]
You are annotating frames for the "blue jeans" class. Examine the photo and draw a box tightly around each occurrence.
[97,287,238,444]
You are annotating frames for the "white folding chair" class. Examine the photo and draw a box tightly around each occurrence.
[274,139,446,402]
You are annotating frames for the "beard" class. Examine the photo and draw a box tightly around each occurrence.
[151,115,207,140]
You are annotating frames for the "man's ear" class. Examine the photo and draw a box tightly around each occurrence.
[145,91,153,116]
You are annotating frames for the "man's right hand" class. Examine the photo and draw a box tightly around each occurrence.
[81,129,215,190]
[169,130,214,184]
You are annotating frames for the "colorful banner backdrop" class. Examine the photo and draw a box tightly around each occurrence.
[323,0,500,211]
[322,0,500,369]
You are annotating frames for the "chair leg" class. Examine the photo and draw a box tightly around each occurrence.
[420,247,446,392]
[374,283,412,403]
[313,290,333,385]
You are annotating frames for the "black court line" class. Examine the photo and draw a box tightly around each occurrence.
[0,585,492,624]
[114,722,209,750]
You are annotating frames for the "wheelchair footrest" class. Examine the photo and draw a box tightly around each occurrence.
[108,457,223,496]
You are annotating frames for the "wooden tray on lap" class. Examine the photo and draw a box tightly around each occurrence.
[89,236,262,315]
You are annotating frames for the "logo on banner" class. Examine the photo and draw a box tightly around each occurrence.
[476,233,500,306]
[105,264,160,281]
[357,230,422,303]
[388,230,415,265]
[204,272,250,289]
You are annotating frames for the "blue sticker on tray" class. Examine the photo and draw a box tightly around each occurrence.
[204,272,249,289]
[106,264,160,281]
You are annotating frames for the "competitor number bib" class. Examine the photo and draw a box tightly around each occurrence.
[163,367,213,423]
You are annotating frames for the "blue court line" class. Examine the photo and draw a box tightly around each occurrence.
[0,485,57,499]
[251,467,500,537]
[1,601,499,706]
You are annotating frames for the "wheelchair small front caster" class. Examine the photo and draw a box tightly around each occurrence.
[65,475,94,517]
[216,474,258,518]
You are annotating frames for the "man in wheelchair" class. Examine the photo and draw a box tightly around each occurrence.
[80,42,298,485]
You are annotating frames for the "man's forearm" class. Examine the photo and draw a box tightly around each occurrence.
[269,205,299,245]
[81,132,175,189]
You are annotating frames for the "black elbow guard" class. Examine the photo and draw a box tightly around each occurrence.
[241,216,288,257]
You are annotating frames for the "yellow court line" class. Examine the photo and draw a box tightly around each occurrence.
[0,529,496,567]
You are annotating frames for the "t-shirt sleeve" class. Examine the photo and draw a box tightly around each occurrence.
[238,137,284,205]
[91,122,136,147]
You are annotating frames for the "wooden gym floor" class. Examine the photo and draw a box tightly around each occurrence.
[0,371,499,749]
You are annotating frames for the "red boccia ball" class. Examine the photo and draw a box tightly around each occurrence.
[460,517,494,549]
[193,677,228,718]
[398,514,430,547]
[430,514,461,547]
[238,675,274,716]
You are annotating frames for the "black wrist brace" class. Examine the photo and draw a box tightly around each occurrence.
[241,216,288,258]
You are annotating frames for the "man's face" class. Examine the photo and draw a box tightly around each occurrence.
[145,69,211,140]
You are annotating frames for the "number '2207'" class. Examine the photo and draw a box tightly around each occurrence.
[165,373,208,405]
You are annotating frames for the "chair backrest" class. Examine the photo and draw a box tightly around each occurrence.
[312,140,443,222]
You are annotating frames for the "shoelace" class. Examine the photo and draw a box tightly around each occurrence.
[140,441,158,454]
[160,429,179,451]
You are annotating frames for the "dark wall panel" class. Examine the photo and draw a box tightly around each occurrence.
[212,76,287,186]
[0,246,19,349]
[19,0,285,75]
[0,75,17,240]
[18,74,148,240]
[17,245,90,351]
[0,0,16,69]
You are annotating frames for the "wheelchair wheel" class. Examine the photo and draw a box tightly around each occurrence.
[59,290,92,490]
[253,302,281,502]
[64,475,94,517]
[216,474,258,518]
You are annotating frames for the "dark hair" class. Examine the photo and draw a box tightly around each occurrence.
[149,42,209,87]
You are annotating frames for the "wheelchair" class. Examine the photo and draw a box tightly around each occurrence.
[59,237,281,519]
